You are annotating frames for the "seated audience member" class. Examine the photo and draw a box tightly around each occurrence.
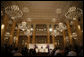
[21,47,28,56]
[78,45,83,56]
[13,48,22,56]
[54,48,62,56]
[67,50,77,56]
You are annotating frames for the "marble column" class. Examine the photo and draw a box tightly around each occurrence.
[9,20,16,46]
[27,24,31,48]
[62,30,66,48]
[52,24,55,47]
[1,14,9,47]
[73,18,82,45]
[15,28,20,47]
[32,24,36,44]
[47,24,50,44]
[66,21,73,46]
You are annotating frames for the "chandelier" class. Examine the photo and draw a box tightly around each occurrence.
[24,29,31,35]
[56,22,67,32]
[49,23,67,36]
[51,18,56,23]
[65,7,83,19]
[72,32,77,37]
[4,32,10,40]
[56,8,62,14]
[18,21,28,31]
[22,7,30,13]
[54,30,60,37]
[5,5,23,19]
[5,32,10,36]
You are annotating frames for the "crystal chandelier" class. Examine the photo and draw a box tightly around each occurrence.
[5,32,10,36]
[56,8,62,14]
[50,23,67,36]
[4,32,10,40]
[65,7,83,19]
[52,18,56,23]
[72,32,77,37]
[24,29,31,35]
[18,21,28,31]
[22,7,30,13]
[5,5,23,19]
[56,22,67,32]
[54,30,60,37]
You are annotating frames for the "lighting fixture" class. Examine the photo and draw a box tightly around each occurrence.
[18,21,27,31]
[56,22,67,32]
[54,29,60,37]
[56,8,62,14]
[68,7,76,12]
[72,32,77,37]
[1,24,5,29]
[27,18,32,22]
[78,25,81,30]
[5,5,23,20]
[49,28,52,32]
[30,28,33,31]
[5,32,10,36]
[65,7,83,19]
[70,21,74,25]
[73,18,76,20]
[22,7,29,13]
[52,18,56,23]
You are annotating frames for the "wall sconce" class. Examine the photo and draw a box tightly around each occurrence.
[1,24,5,30]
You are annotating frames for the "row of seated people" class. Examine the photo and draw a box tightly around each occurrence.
[1,44,83,56]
